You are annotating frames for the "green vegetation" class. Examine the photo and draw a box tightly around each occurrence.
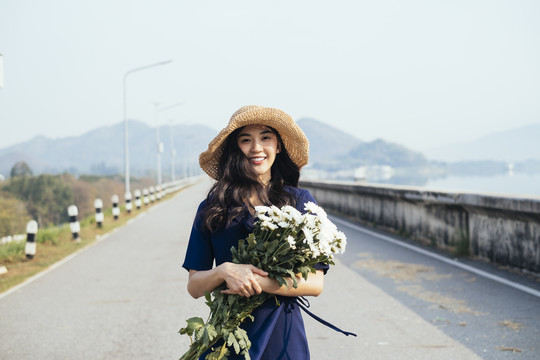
[0,194,31,237]
[10,161,33,178]
[4,174,74,227]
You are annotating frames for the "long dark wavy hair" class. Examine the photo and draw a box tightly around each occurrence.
[203,126,300,232]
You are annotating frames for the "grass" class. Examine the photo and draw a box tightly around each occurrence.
[0,187,187,294]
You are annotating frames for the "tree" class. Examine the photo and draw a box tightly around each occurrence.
[4,174,74,227]
[0,193,31,237]
[10,161,33,178]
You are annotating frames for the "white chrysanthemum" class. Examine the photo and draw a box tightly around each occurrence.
[318,238,333,256]
[335,231,347,253]
[304,214,317,229]
[304,202,327,219]
[255,205,272,214]
[302,227,314,244]
[256,213,272,222]
[292,213,305,226]
[316,227,335,249]
[277,221,290,228]
[261,221,278,230]
[310,244,321,258]
[282,205,300,216]
[320,217,337,232]
[286,235,296,249]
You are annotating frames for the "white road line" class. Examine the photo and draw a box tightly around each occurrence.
[332,216,540,299]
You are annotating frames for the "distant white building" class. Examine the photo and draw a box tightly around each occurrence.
[0,174,5,182]
[354,165,394,182]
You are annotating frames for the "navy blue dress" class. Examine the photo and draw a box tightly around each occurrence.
[182,186,328,360]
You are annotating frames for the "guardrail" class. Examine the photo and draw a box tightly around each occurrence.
[300,179,540,274]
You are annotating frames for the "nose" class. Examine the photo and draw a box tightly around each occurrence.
[251,139,263,152]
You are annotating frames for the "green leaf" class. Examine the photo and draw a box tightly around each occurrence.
[205,344,229,360]
[179,317,204,336]
[207,324,218,342]
[227,332,240,354]
[298,265,312,281]
[234,328,251,351]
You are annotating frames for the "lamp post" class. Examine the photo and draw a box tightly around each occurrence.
[169,119,176,183]
[123,60,172,195]
[153,102,163,188]
[153,101,183,187]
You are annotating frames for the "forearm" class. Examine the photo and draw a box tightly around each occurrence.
[260,270,324,297]
[187,268,224,299]
[188,263,269,299]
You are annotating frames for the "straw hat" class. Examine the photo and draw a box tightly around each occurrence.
[199,105,309,180]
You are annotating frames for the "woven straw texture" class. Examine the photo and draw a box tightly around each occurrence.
[199,105,309,180]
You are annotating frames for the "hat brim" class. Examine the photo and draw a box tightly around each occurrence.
[199,105,309,180]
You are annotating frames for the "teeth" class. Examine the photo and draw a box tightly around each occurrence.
[252,157,265,161]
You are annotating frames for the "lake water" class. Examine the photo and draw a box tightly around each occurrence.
[407,173,540,198]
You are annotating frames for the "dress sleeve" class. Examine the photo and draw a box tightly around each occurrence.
[182,200,215,272]
[296,188,330,274]
[295,188,317,212]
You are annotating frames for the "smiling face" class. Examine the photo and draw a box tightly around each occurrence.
[237,124,281,184]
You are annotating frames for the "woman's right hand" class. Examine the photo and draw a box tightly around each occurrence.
[219,262,268,297]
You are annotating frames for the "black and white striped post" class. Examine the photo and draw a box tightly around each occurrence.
[143,188,149,205]
[149,186,156,202]
[94,198,104,228]
[25,220,38,259]
[125,192,132,214]
[68,205,80,241]
[111,194,120,220]
[134,189,142,210]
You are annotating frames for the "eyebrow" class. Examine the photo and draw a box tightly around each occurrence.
[237,129,273,138]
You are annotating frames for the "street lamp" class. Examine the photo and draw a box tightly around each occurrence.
[123,59,172,195]
[169,119,176,183]
[153,101,183,187]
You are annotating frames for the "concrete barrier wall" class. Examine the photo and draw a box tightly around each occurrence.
[300,179,540,273]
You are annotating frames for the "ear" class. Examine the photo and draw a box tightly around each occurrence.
[276,142,282,154]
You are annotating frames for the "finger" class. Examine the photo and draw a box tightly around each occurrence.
[250,277,263,294]
[253,281,262,295]
[221,289,239,295]
[250,265,268,276]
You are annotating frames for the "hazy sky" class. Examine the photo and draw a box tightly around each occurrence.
[1,0,539,152]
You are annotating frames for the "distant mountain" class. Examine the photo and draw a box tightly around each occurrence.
[347,139,428,168]
[0,117,430,179]
[0,120,216,177]
[296,117,362,164]
[425,123,540,162]
[297,118,427,170]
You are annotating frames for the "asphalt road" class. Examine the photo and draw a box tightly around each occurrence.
[1,179,538,359]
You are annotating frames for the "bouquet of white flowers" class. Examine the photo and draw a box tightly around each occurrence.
[179,202,347,360]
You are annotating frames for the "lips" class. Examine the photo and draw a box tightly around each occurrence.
[250,156,266,164]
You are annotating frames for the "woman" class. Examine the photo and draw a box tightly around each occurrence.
[182,105,328,360]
